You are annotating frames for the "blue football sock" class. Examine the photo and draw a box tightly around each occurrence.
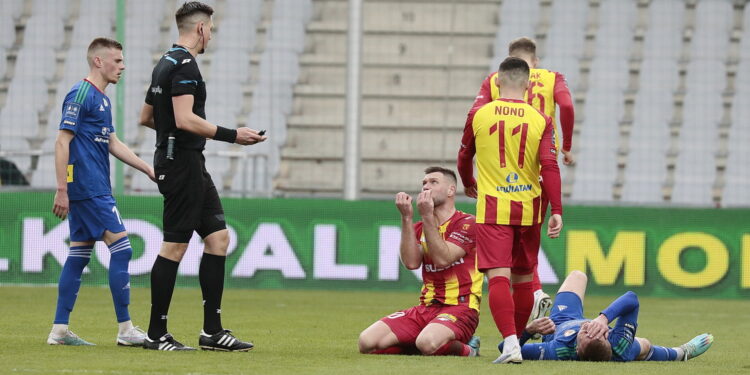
[645,345,680,361]
[54,246,93,324]
[108,237,133,323]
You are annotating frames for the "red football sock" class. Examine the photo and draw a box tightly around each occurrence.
[512,281,534,337]
[531,267,542,292]
[488,276,516,337]
[431,340,472,356]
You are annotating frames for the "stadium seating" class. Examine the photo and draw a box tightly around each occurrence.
[0,0,748,207]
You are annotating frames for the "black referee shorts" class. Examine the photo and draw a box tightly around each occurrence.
[154,148,226,243]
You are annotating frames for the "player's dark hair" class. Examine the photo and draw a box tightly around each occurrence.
[499,56,530,76]
[175,1,214,31]
[578,339,612,362]
[508,37,537,57]
[87,37,122,53]
[424,166,457,185]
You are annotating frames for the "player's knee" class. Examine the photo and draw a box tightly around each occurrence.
[636,338,651,360]
[415,335,441,355]
[568,270,587,282]
[357,332,377,354]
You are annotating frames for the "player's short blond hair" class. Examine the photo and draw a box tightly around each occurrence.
[508,37,537,58]
[86,37,122,67]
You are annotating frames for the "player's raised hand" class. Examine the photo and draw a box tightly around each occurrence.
[465,184,478,199]
[526,317,555,336]
[585,315,610,339]
[547,214,563,238]
[53,190,69,220]
[416,190,434,217]
[235,127,267,145]
[395,192,413,218]
[562,150,575,165]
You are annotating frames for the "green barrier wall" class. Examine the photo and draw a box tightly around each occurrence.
[1,192,748,298]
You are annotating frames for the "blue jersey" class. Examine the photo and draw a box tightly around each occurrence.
[59,79,114,201]
[520,291,639,361]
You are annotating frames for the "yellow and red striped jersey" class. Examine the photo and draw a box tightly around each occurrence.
[469,98,556,225]
[414,210,482,311]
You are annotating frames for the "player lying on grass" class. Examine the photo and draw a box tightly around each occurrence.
[499,270,714,361]
[358,167,481,356]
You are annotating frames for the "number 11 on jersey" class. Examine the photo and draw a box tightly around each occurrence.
[490,121,529,169]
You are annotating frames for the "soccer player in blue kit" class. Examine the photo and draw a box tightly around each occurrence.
[501,270,714,362]
[48,38,155,346]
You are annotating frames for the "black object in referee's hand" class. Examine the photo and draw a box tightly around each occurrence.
[258,129,266,136]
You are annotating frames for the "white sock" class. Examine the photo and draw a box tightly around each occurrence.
[118,320,134,335]
[673,347,685,360]
[51,324,68,337]
[503,335,520,352]
[533,289,544,299]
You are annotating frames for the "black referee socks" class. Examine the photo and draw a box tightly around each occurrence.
[199,253,226,335]
[148,255,180,340]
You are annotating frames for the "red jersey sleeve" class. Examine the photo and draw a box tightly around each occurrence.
[538,116,563,215]
[553,72,575,152]
[445,215,476,253]
[413,222,423,246]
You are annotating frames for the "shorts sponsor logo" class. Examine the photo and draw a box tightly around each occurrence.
[63,120,76,126]
[436,313,457,323]
[151,86,162,94]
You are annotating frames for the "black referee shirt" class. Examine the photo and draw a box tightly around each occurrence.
[146,44,207,150]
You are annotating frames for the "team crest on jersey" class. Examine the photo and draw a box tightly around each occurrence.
[563,329,576,337]
[436,313,457,323]
[462,223,470,230]
[102,127,110,135]
[505,172,519,184]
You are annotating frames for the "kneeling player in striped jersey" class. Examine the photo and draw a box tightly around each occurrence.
[48,38,154,347]
[503,270,714,362]
[358,167,482,357]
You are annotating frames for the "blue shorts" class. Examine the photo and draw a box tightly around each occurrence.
[550,291,585,325]
[68,195,126,242]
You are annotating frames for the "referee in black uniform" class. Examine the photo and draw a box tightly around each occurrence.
[138,1,264,351]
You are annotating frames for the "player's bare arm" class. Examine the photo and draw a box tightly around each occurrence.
[417,190,466,268]
[396,192,422,270]
[108,133,155,182]
[139,103,155,129]
[172,95,267,145]
[52,130,75,220]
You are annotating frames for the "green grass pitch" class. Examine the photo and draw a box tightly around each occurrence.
[1,285,749,374]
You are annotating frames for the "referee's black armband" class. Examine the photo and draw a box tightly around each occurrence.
[214,126,237,143]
